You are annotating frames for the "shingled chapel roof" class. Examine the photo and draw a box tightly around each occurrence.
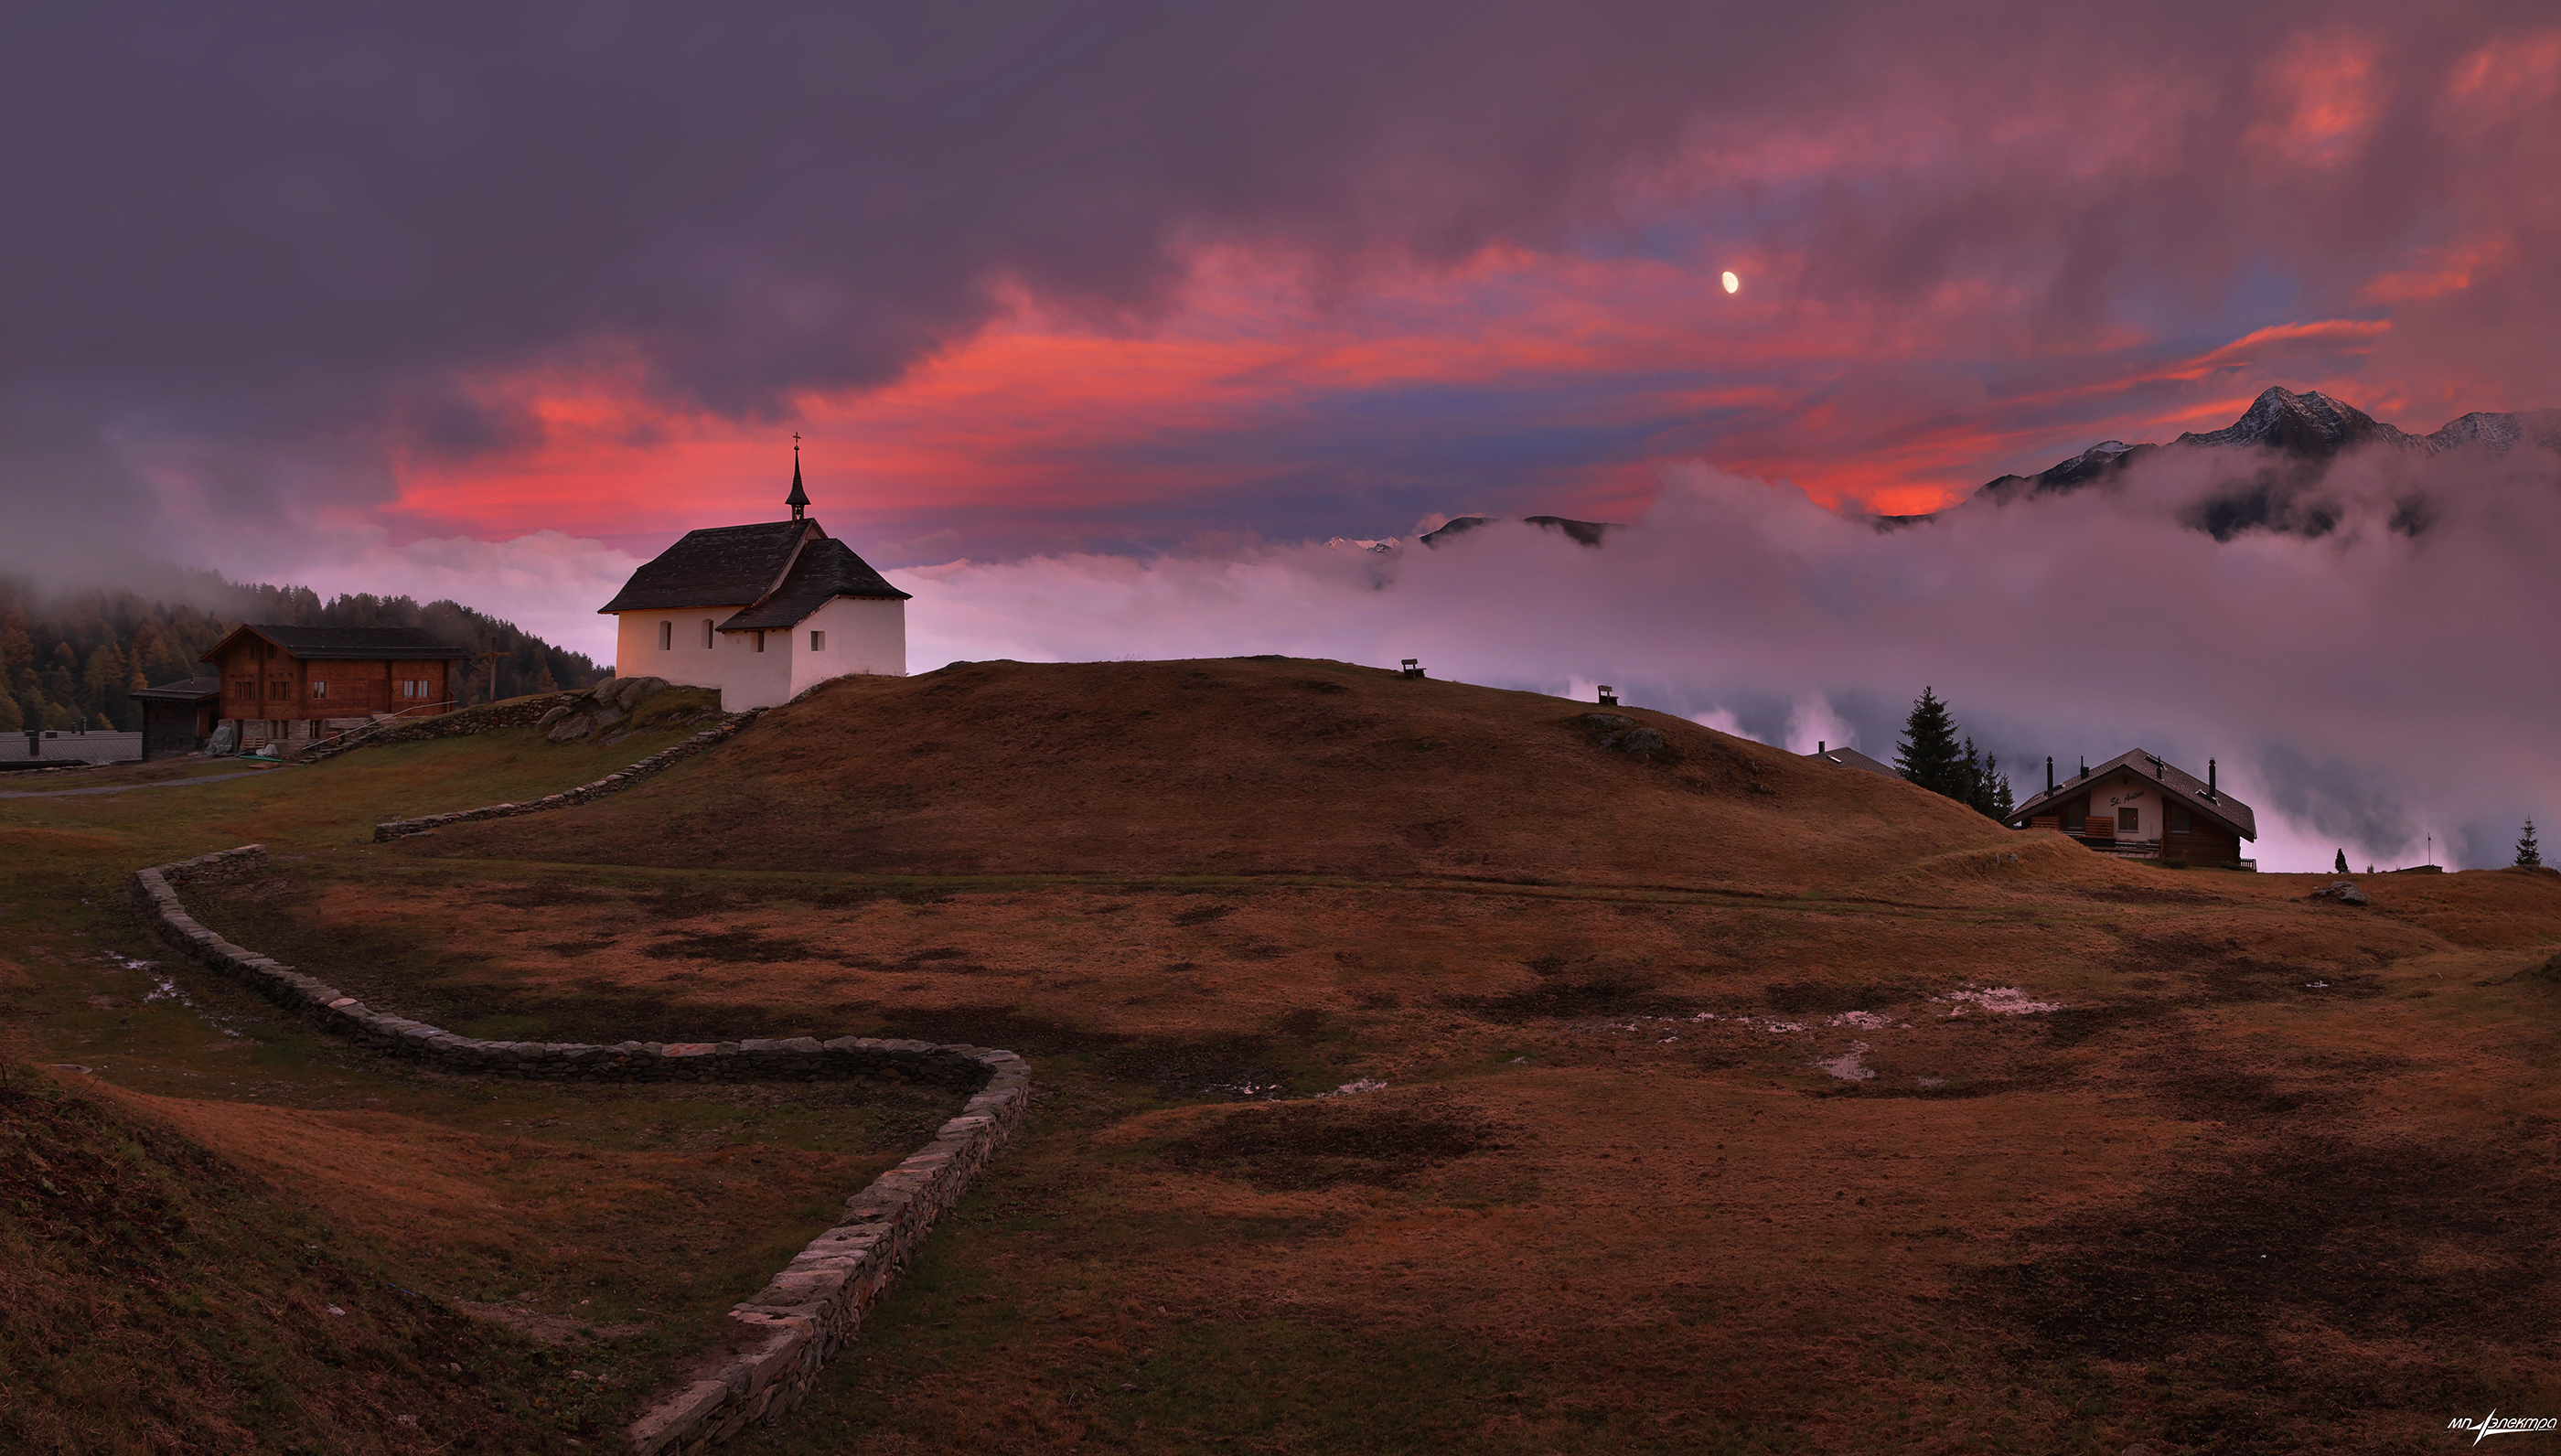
[719,537,910,630]
[597,520,818,614]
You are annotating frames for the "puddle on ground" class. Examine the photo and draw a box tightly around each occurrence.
[113,952,249,1037]
[1812,1042,1877,1081]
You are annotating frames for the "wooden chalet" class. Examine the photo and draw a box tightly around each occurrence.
[2006,748,2257,869]
[203,625,467,748]
[129,677,221,760]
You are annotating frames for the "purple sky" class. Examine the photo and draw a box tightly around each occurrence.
[4,1,2556,868]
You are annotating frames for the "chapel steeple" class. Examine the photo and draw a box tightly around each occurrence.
[787,434,810,521]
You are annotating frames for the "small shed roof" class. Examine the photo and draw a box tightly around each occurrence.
[598,520,818,614]
[208,625,468,661]
[2008,748,2256,840]
[130,676,220,702]
[1806,745,1901,778]
[719,537,910,630]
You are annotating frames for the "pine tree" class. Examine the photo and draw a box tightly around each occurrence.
[1955,738,2015,820]
[0,680,20,733]
[1897,688,1964,798]
[2520,819,2544,869]
[2334,850,2349,874]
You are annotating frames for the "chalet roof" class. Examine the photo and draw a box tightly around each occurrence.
[130,676,220,702]
[210,625,469,661]
[2008,748,2256,840]
[598,520,819,614]
[719,537,910,630]
[1806,745,1901,778]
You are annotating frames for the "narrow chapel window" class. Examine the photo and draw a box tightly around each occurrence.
[702,620,714,648]
[809,630,826,652]
[659,620,673,651]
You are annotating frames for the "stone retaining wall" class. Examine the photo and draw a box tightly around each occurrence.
[130,845,1033,1454]
[371,708,766,841]
[300,692,585,765]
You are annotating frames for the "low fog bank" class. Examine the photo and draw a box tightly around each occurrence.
[898,442,2561,873]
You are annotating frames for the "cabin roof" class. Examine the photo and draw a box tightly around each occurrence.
[598,520,820,614]
[129,676,220,702]
[208,625,469,661]
[718,537,910,630]
[1805,745,1901,778]
[2008,747,2256,840]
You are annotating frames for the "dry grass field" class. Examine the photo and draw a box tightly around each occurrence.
[6,659,2561,1454]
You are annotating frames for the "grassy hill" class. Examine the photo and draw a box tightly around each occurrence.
[413,657,2051,892]
[5,659,2561,1453]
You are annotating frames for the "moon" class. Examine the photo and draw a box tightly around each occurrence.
[1721,271,1740,294]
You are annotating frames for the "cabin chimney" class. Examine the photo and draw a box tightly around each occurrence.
[2208,757,2218,801]
[2046,755,2054,793]
[1596,685,1619,707]
[2077,755,2086,780]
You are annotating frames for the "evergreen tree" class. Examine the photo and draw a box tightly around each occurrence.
[0,680,19,733]
[2520,819,2544,869]
[2334,850,2349,874]
[1983,754,2014,819]
[1896,688,1964,798]
[1956,738,2015,819]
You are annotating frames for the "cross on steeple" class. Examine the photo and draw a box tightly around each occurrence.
[787,434,810,521]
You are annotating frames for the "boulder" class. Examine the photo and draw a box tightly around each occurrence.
[1578,712,1669,761]
[2309,880,2370,905]
[547,714,595,743]
[536,705,571,730]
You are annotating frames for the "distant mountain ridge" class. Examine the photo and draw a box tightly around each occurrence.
[1358,386,2557,553]
[1962,387,2561,539]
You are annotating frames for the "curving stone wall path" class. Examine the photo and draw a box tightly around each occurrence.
[372,707,766,841]
[131,845,1032,1455]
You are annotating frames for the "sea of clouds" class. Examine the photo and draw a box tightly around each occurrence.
[880,441,2559,874]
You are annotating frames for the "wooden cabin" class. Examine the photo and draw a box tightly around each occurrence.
[2005,748,2257,868]
[130,677,221,760]
[202,625,467,747]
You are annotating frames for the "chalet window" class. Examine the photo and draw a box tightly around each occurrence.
[2064,806,2083,830]
[267,682,288,701]
[809,630,826,651]
[702,620,714,648]
[400,680,429,700]
[659,620,673,651]
[2119,807,2140,834]
[2171,807,2191,834]
[310,680,327,700]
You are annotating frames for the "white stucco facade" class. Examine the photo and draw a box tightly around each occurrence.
[611,595,905,712]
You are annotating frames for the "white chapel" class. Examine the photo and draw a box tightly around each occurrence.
[599,454,909,711]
